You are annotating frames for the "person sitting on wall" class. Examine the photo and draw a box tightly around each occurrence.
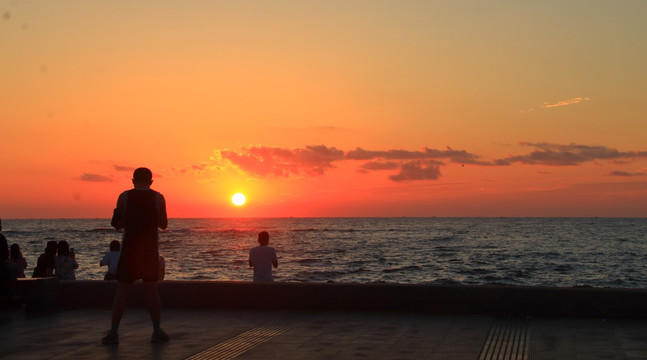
[54,240,78,280]
[32,241,57,278]
[249,231,278,282]
[100,240,121,281]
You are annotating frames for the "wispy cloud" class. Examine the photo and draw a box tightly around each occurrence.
[171,162,213,174]
[114,165,135,172]
[608,170,645,177]
[80,173,112,182]
[110,165,163,179]
[521,96,591,113]
[541,97,590,109]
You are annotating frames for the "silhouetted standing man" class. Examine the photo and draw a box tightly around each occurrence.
[103,167,169,344]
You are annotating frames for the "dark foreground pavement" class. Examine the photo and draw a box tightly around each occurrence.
[2,307,647,360]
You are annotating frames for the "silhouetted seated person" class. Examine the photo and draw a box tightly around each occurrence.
[1,232,13,305]
[249,231,278,282]
[0,222,22,306]
[0,233,11,282]
[8,244,27,278]
[54,240,78,280]
[100,240,121,281]
[32,241,57,278]
[0,219,10,281]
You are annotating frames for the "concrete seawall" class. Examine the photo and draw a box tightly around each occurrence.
[51,280,647,319]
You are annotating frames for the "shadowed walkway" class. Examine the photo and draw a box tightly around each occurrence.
[2,307,647,359]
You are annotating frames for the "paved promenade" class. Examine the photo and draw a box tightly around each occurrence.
[2,307,647,359]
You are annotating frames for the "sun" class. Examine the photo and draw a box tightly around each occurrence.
[231,193,246,206]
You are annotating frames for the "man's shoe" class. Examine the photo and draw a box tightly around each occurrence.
[151,329,169,343]
[102,330,119,345]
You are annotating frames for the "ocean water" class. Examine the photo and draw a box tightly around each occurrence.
[2,218,646,288]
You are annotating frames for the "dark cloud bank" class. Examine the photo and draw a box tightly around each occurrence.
[217,142,647,182]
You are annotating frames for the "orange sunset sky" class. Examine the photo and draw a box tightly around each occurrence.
[1,1,646,218]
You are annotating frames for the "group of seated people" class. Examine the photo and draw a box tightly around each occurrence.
[1,236,79,281]
[31,240,79,280]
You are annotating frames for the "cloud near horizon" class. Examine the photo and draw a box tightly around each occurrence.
[220,145,345,177]
[214,142,647,183]
[80,173,112,182]
[608,170,645,177]
[389,161,442,182]
[85,164,164,181]
[113,165,135,172]
[505,143,647,166]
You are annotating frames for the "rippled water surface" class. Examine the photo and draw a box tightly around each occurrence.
[3,218,647,287]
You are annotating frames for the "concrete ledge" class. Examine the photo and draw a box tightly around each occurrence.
[57,281,647,319]
[1,277,59,312]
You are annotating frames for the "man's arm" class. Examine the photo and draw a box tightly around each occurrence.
[157,193,168,230]
[272,250,278,268]
[111,193,126,230]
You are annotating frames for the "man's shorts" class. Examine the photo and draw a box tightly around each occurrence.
[117,250,160,283]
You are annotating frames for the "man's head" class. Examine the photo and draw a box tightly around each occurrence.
[258,231,270,246]
[132,167,153,187]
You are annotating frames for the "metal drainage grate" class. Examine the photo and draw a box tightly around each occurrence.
[478,317,529,360]
[185,320,294,360]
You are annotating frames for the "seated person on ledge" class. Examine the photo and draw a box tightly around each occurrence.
[249,231,278,282]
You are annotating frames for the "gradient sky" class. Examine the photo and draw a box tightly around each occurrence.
[2,1,647,218]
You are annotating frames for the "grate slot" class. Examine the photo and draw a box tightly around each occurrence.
[479,317,528,360]
[185,320,294,360]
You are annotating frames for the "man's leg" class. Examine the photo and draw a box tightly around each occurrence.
[143,281,161,325]
[112,282,132,324]
[143,281,168,342]
[103,282,131,344]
